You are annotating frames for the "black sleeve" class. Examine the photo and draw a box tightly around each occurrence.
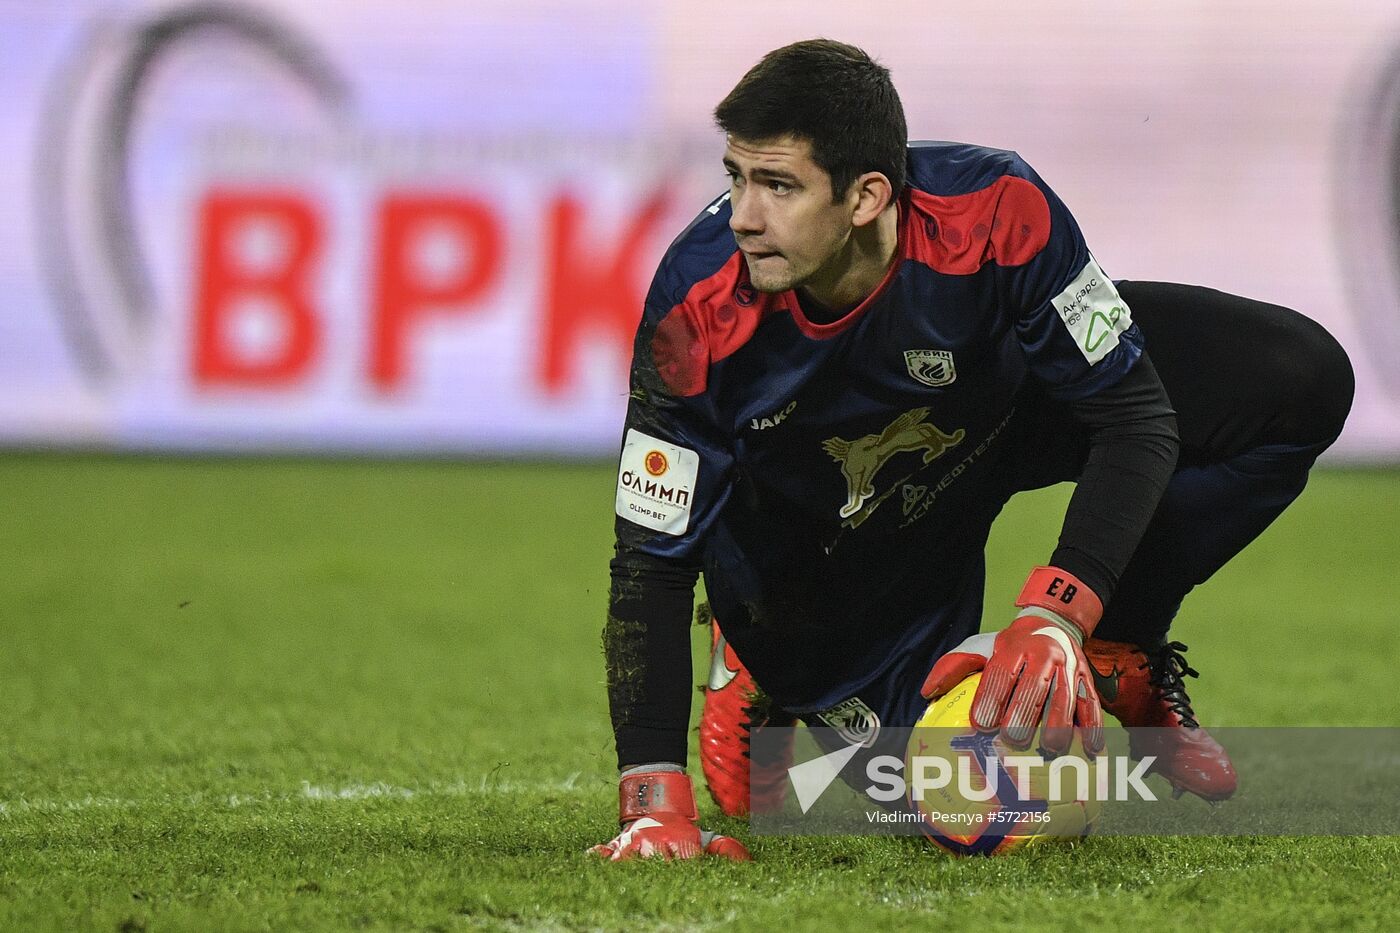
[604,528,699,769]
[1048,351,1179,604]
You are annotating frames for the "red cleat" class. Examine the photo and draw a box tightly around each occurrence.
[1083,638,1238,802]
[699,619,794,817]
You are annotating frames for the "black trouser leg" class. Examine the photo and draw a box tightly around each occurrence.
[1093,282,1354,643]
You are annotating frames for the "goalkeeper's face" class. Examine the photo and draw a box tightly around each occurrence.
[723,134,860,296]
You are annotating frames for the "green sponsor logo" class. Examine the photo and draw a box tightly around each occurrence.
[1084,305,1125,353]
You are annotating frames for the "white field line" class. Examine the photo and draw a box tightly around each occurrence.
[0,772,594,817]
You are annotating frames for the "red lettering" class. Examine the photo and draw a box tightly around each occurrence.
[192,191,323,386]
[370,194,503,391]
[540,190,671,393]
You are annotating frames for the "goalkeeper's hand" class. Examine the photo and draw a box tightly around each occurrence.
[922,566,1105,756]
[588,767,751,862]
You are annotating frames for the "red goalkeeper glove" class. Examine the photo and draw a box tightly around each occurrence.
[922,566,1105,756]
[589,767,752,862]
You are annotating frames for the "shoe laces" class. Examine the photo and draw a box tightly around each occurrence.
[1139,640,1200,728]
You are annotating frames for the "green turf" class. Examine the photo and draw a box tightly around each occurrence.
[0,455,1396,931]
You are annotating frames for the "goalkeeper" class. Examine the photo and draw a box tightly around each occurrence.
[592,39,1353,861]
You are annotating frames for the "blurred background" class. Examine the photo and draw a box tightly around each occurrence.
[3,0,1400,460]
[3,7,1399,925]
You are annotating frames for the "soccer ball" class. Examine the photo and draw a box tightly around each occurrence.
[906,672,1101,856]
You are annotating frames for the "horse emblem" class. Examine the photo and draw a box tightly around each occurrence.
[821,408,965,519]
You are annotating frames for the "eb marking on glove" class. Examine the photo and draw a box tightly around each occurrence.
[922,566,1105,756]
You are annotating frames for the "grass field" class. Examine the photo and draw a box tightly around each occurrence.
[1,455,1398,931]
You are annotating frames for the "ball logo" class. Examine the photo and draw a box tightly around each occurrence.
[644,450,669,477]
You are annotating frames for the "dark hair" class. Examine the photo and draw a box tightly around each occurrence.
[714,39,907,201]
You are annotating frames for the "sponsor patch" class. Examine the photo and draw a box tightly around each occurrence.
[615,429,699,535]
[1051,258,1133,365]
[816,696,881,748]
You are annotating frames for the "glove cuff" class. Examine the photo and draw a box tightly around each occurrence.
[618,770,699,825]
[1014,565,1102,639]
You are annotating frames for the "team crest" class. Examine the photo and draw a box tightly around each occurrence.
[904,349,956,387]
[816,696,881,747]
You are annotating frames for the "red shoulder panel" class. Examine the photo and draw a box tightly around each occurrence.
[651,253,778,397]
[903,177,1052,275]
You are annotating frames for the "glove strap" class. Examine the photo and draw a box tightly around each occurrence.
[1014,566,1102,639]
[618,771,699,824]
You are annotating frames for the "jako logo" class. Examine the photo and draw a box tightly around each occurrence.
[750,400,797,431]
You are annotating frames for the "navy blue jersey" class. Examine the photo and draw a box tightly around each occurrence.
[613,142,1143,714]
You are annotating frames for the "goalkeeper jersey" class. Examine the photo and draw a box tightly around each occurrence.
[613,141,1143,714]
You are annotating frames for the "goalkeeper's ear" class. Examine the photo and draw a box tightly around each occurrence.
[848,170,896,228]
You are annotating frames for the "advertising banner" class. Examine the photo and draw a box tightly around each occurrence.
[3,1,1400,456]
